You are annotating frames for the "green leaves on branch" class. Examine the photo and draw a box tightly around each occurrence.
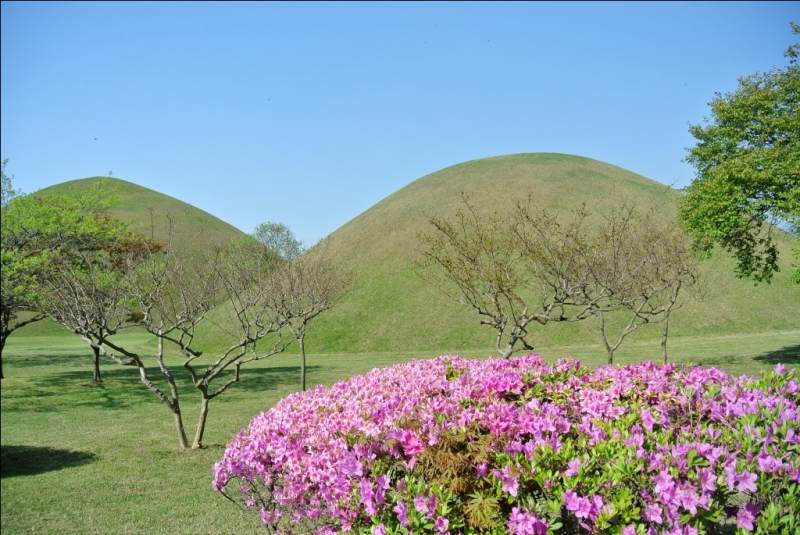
[681,23,800,284]
[0,172,135,377]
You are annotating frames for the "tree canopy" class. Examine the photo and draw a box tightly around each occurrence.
[681,23,800,284]
[252,221,305,261]
[415,196,699,361]
[0,168,132,377]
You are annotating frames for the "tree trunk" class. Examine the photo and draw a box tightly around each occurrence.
[661,281,680,365]
[154,334,188,450]
[192,395,210,449]
[1,310,9,379]
[173,409,189,451]
[599,312,614,365]
[92,345,102,383]
[299,337,306,392]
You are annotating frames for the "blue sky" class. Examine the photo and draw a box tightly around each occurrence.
[1,2,797,245]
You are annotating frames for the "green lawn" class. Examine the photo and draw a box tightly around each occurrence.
[1,331,799,534]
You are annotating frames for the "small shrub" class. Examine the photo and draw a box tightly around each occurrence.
[213,356,800,535]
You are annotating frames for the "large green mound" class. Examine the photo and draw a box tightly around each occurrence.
[307,153,799,354]
[35,177,244,247]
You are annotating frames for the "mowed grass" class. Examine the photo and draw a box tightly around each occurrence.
[34,177,244,249]
[311,153,800,353]
[2,330,799,534]
[29,156,800,356]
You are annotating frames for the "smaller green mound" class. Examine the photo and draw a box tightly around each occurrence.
[13,177,245,340]
[35,177,244,249]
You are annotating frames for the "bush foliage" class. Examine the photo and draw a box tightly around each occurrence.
[214,356,799,535]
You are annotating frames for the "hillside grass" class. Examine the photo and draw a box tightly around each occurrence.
[34,177,244,248]
[2,331,798,534]
[308,153,800,353]
[21,156,799,356]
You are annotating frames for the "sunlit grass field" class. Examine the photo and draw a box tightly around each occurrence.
[2,330,798,534]
[4,153,799,534]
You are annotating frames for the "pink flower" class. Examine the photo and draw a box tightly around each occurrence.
[434,516,449,534]
[622,526,637,535]
[736,471,758,493]
[372,523,387,535]
[564,458,580,477]
[413,494,429,515]
[496,465,519,497]
[641,408,656,432]
[393,501,410,527]
[507,506,549,535]
[476,462,489,478]
[737,502,760,531]
[643,503,663,524]
[563,490,592,519]
[698,467,716,493]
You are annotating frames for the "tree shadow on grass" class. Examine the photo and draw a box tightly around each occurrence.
[3,363,321,412]
[224,365,322,393]
[0,445,97,478]
[753,344,800,366]
[5,350,96,369]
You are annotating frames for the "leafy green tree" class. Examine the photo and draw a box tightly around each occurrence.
[252,221,305,261]
[0,171,129,378]
[681,23,800,283]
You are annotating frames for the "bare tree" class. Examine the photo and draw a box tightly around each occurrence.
[38,248,133,382]
[417,196,704,363]
[622,209,702,364]
[277,241,356,391]
[122,239,303,449]
[578,206,703,364]
[415,195,606,358]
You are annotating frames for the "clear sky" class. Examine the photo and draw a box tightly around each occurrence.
[2,2,797,245]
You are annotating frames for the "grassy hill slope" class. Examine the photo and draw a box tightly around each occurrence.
[305,153,799,355]
[14,157,799,355]
[34,177,244,248]
[15,177,245,338]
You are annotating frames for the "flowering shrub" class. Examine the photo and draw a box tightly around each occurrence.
[213,356,800,535]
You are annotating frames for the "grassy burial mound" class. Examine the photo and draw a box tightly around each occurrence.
[12,177,245,338]
[34,176,244,248]
[307,153,800,355]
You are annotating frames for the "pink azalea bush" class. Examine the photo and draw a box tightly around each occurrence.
[213,356,800,534]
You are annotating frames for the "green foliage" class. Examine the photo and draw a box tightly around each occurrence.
[1,159,21,209]
[0,174,135,375]
[253,221,305,261]
[681,23,800,283]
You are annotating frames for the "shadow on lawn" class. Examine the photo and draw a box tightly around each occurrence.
[4,363,320,412]
[7,350,97,369]
[0,445,97,478]
[753,344,800,366]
